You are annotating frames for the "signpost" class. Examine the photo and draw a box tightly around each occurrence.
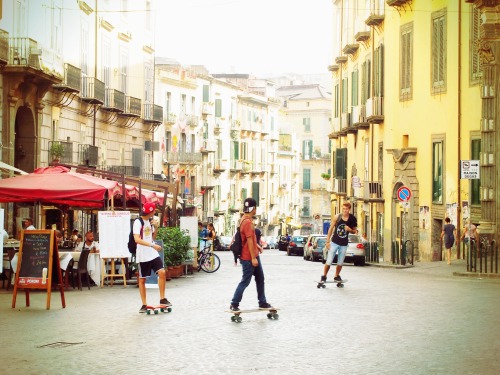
[397,186,412,264]
[460,160,480,267]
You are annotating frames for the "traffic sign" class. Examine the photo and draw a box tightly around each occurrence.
[460,160,480,180]
[397,186,412,202]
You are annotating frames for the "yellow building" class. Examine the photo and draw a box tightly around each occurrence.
[328,0,495,263]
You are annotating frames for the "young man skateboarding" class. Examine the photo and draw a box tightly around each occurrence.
[321,201,358,283]
[135,202,171,313]
[229,197,273,311]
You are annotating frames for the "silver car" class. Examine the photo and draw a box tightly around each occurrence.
[322,234,366,266]
[304,235,327,262]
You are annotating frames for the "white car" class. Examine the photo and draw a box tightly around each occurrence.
[321,234,366,266]
[304,234,328,261]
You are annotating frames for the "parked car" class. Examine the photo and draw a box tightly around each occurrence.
[287,235,307,256]
[321,233,366,266]
[304,235,327,262]
[304,234,328,261]
[263,236,277,249]
[217,236,233,251]
[277,235,289,251]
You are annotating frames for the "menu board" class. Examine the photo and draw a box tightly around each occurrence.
[98,211,131,258]
[17,231,52,287]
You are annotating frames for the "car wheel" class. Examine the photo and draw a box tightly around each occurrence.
[287,250,291,256]
[311,254,316,262]
[354,257,366,266]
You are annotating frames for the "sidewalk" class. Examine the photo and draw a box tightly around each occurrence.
[367,258,500,280]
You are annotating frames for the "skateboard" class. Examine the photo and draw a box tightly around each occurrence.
[225,307,280,323]
[315,279,348,288]
[146,304,172,315]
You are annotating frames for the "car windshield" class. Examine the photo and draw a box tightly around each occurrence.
[317,238,327,247]
[348,234,361,243]
[292,236,306,243]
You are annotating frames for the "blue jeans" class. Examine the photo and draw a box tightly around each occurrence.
[231,257,267,307]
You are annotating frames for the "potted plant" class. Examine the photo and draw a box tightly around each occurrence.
[321,173,331,180]
[50,142,64,162]
[156,226,191,278]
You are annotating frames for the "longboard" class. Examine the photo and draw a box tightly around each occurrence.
[146,304,172,315]
[225,307,280,323]
[315,279,348,288]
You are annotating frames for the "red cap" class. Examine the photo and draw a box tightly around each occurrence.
[142,202,156,214]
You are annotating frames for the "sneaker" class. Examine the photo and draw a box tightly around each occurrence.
[334,275,343,282]
[159,298,172,307]
[229,304,240,312]
[259,302,274,309]
[139,305,148,313]
[320,275,327,282]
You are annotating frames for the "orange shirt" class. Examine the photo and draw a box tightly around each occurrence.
[240,217,255,261]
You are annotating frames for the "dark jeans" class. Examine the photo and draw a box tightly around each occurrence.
[231,257,267,307]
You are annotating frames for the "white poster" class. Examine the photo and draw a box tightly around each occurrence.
[180,216,198,248]
[0,208,4,273]
[98,211,131,258]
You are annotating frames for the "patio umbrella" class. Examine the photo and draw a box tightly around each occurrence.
[0,166,120,207]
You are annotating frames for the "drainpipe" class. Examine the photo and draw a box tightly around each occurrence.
[456,1,462,259]
[92,0,98,147]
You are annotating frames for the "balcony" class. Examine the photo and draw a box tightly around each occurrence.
[355,31,371,44]
[165,112,177,125]
[0,30,9,66]
[201,102,213,116]
[81,76,105,104]
[143,104,163,124]
[107,165,141,177]
[200,140,216,153]
[78,144,99,167]
[122,96,142,117]
[187,114,199,128]
[353,105,369,129]
[328,64,340,73]
[8,37,41,68]
[165,151,202,164]
[230,160,243,172]
[213,159,228,173]
[335,56,348,65]
[53,63,81,93]
[363,181,384,202]
[342,43,359,56]
[333,178,348,195]
[102,88,125,112]
[366,96,384,124]
[48,141,73,164]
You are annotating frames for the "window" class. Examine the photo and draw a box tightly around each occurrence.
[119,48,128,94]
[302,140,313,160]
[351,68,359,107]
[303,118,311,132]
[303,169,311,190]
[215,99,222,117]
[374,44,384,97]
[470,5,483,84]
[432,140,443,204]
[431,9,447,94]
[202,85,210,102]
[251,182,260,203]
[334,83,339,118]
[335,148,347,180]
[471,139,481,205]
[400,22,413,100]
[80,19,89,76]
[361,59,371,104]
[341,76,348,113]
[302,196,311,217]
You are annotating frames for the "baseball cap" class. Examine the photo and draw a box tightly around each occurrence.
[142,202,156,215]
[243,197,257,213]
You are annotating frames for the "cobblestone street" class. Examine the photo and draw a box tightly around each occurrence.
[1,250,499,375]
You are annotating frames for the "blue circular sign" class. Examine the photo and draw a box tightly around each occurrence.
[397,186,412,202]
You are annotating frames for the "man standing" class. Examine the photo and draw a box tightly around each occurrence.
[135,202,171,313]
[229,197,273,311]
[321,201,358,283]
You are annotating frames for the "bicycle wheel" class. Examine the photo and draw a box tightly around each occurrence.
[200,253,221,273]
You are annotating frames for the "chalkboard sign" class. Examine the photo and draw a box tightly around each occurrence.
[12,230,66,310]
[18,232,52,286]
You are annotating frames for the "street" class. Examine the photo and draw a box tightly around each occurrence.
[0,250,499,375]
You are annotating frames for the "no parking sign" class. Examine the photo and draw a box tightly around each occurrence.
[397,186,412,202]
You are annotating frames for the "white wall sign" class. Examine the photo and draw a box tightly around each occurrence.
[460,160,480,180]
[98,211,131,258]
[180,216,199,248]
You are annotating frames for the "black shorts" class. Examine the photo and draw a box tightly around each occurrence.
[138,257,164,279]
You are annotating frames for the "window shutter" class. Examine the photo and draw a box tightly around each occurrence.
[335,148,347,179]
[251,182,260,203]
[215,99,222,117]
[303,169,311,190]
[203,85,209,102]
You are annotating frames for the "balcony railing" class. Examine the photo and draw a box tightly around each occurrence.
[165,151,202,164]
[187,114,199,127]
[81,76,105,104]
[333,178,348,195]
[363,181,384,200]
[78,144,99,167]
[143,104,163,123]
[107,165,141,177]
[165,112,177,124]
[53,63,81,92]
[124,96,142,117]
[103,88,125,112]
[48,141,73,164]
[0,30,9,64]
[8,37,40,68]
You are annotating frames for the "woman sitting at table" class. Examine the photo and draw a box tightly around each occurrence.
[76,231,99,253]
[55,230,64,248]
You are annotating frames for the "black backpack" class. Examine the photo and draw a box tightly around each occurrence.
[230,218,250,258]
[128,217,144,255]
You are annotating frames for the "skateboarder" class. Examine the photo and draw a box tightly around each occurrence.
[321,201,358,283]
[135,202,171,313]
[229,197,273,312]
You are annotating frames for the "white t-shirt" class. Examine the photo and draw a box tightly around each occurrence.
[77,241,99,252]
[133,218,159,263]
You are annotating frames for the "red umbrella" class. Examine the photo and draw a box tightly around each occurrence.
[0,166,120,207]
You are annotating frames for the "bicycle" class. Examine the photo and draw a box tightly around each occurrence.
[197,240,221,273]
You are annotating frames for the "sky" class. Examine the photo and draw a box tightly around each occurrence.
[155,0,333,76]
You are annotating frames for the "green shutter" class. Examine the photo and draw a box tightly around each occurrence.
[251,182,260,203]
[203,85,209,102]
[215,99,222,117]
[335,148,347,179]
[471,139,481,205]
[303,169,311,190]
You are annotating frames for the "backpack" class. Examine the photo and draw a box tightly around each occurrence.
[128,217,144,255]
[230,218,250,259]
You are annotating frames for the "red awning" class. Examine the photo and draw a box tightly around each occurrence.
[0,166,120,207]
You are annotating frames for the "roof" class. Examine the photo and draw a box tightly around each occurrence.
[276,84,331,100]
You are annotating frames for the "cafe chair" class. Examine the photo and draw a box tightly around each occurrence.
[5,249,17,291]
[61,258,74,289]
[72,249,91,290]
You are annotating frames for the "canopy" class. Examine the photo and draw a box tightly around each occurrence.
[0,161,28,175]
[0,166,120,207]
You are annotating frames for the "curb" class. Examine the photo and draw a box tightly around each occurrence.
[452,272,500,279]
[365,262,414,269]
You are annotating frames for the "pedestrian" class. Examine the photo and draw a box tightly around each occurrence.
[22,217,36,230]
[207,222,216,249]
[135,202,171,313]
[440,217,456,265]
[460,219,478,245]
[321,201,358,283]
[229,197,273,311]
[199,222,208,249]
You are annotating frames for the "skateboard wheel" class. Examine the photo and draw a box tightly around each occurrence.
[273,314,279,319]
[267,313,272,319]
[321,284,326,288]
[317,284,320,288]
[167,308,172,313]
[160,308,165,313]
[146,310,151,315]
[236,317,243,323]
[154,309,159,314]
[230,316,236,322]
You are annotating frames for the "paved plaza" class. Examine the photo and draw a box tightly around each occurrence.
[1,250,499,375]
